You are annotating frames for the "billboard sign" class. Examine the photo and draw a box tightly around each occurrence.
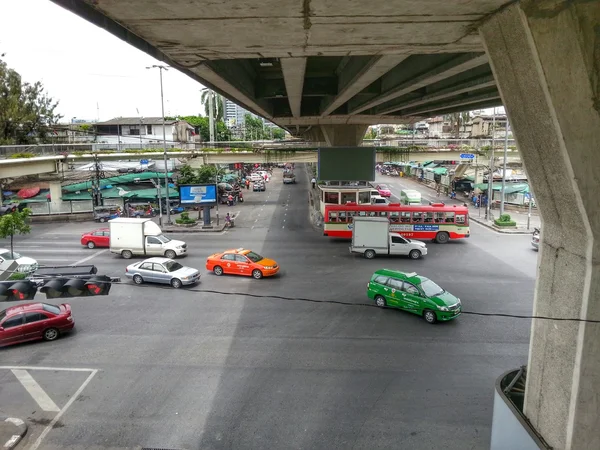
[179,184,217,205]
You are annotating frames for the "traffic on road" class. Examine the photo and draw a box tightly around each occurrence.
[0,164,538,450]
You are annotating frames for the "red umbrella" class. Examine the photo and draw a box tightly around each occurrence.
[17,187,41,199]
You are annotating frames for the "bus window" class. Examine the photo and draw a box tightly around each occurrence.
[324,192,340,204]
[339,211,347,222]
[358,211,366,217]
[328,211,338,222]
[434,212,445,223]
[445,212,455,223]
[347,211,355,223]
[412,212,423,223]
[400,212,411,223]
[390,211,400,223]
[379,211,388,217]
[424,212,434,223]
[358,191,370,204]
[456,214,466,224]
[368,211,377,217]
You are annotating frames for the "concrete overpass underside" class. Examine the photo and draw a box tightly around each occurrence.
[52,0,504,145]
[48,1,600,448]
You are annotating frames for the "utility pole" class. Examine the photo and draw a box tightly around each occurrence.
[500,118,510,216]
[92,154,104,207]
[486,109,496,220]
[147,65,171,224]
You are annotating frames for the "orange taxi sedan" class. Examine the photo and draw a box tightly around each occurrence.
[206,248,279,279]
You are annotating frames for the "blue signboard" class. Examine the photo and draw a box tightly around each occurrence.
[179,184,217,205]
[460,153,475,159]
[414,224,440,231]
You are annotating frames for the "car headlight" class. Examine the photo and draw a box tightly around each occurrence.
[178,246,185,249]
[438,306,449,311]
[262,266,274,270]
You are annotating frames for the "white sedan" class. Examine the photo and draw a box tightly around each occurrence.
[0,249,38,273]
[125,257,200,289]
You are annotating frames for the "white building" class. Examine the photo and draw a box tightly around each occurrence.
[94,117,194,146]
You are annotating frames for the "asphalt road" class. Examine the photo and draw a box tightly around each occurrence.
[0,166,538,450]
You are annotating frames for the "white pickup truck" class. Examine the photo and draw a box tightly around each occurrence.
[349,217,427,259]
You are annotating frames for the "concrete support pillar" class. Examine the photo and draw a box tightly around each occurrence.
[48,181,64,213]
[319,124,368,147]
[480,2,600,449]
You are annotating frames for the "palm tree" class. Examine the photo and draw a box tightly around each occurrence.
[200,90,224,121]
[444,111,471,138]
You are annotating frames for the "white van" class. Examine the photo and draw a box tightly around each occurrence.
[400,189,421,205]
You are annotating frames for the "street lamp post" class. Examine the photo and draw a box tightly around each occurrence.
[486,109,496,220]
[500,119,510,216]
[147,65,172,225]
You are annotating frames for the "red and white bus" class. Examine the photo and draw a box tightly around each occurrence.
[323,203,470,243]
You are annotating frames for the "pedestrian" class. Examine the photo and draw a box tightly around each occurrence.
[225,212,232,228]
[246,179,250,190]
[311,177,316,189]
[228,194,233,206]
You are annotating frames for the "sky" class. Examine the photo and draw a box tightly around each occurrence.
[0,0,207,123]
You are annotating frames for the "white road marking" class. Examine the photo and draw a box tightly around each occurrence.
[0,366,96,371]
[11,248,84,253]
[4,434,20,448]
[74,249,109,265]
[11,369,60,412]
[29,369,98,450]
[251,226,255,230]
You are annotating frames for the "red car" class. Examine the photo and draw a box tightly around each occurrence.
[376,184,392,197]
[0,303,74,347]
[81,228,110,249]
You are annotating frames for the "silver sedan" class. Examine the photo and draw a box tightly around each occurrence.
[125,257,200,289]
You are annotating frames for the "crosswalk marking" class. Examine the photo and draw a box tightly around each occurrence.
[11,369,60,412]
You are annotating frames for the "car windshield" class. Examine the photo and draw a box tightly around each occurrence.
[379,185,388,189]
[42,304,61,314]
[420,279,445,297]
[156,235,171,243]
[0,310,6,322]
[0,251,21,260]
[164,260,184,272]
[245,251,263,263]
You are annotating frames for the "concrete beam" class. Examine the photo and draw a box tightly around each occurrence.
[321,55,409,116]
[400,90,501,116]
[320,125,369,147]
[0,157,58,178]
[480,2,600,449]
[193,62,273,119]
[349,53,489,114]
[280,58,307,118]
[377,74,497,115]
[273,114,410,127]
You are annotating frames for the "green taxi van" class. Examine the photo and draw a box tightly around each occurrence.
[367,269,462,324]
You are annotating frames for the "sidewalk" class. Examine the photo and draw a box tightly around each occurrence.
[382,174,540,234]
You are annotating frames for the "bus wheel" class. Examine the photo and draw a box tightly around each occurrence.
[364,249,376,259]
[435,232,449,244]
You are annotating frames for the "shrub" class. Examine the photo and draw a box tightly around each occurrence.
[495,213,517,227]
[175,211,196,225]
[10,152,35,159]
[8,272,27,280]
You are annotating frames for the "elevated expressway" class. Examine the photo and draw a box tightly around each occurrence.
[42,1,600,448]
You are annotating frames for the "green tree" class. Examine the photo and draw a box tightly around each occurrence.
[177,164,218,184]
[168,115,231,142]
[0,59,62,144]
[0,208,32,258]
[364,127,378,140]
[244,114,266,140]
[200,90,224,122]
[272,128,285,140]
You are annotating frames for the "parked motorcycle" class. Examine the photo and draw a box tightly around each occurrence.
[533,227,540,236]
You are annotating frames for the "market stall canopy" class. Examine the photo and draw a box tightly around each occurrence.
[62,186,178,201]
[17,187,41,199]
[62,172,174,193]
[474,182,529,194]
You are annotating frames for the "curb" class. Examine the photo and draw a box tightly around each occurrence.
[469,216,533,235]
[1,417,27,449]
